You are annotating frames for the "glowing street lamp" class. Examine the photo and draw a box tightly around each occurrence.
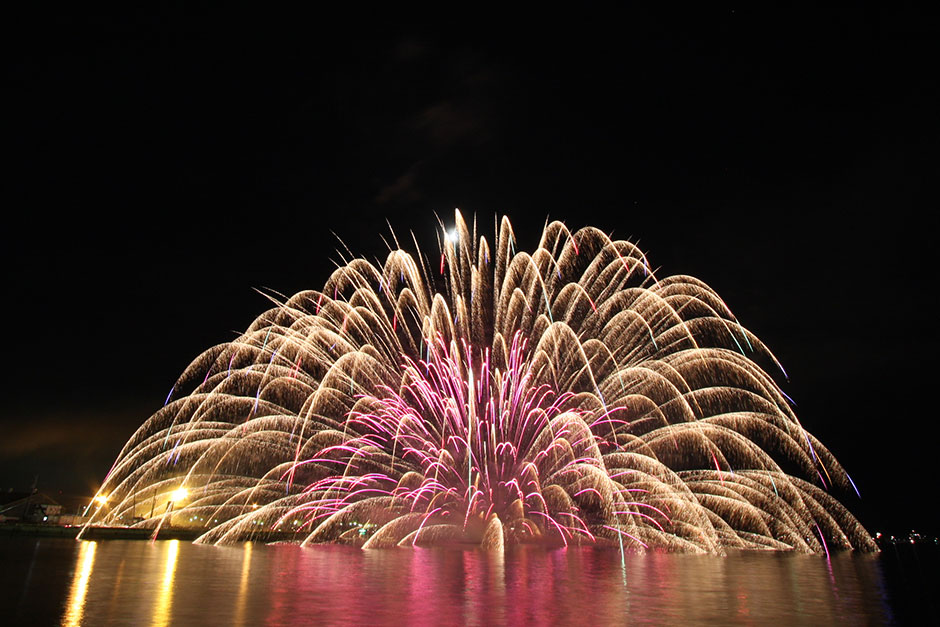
[163,487,189,529]
[82,493,110,517]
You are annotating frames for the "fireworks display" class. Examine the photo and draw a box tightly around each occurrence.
[85,213,875,553]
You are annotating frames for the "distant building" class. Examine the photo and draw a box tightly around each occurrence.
[0,490,64,524]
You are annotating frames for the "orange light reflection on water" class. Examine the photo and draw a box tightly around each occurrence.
[151,539,179,627]
[233,541,253,625]
[62,541,97,627]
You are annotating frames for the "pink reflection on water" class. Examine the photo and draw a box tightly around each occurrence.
[34,540,905,625]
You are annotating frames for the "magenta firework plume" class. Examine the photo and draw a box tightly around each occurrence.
[85,212,876,553]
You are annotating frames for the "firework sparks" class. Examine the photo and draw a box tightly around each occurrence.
[84,212,876,554]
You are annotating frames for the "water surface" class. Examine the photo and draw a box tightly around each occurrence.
[3,537,936,625]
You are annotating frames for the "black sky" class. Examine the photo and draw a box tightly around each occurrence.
[3,10,937,535]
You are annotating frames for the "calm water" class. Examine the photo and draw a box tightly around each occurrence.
[2,537,937,625]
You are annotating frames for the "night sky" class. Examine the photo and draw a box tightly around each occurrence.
[3,10,937,536]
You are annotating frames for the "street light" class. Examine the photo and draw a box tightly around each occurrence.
[82,493,109,517]
[164,487,189,529]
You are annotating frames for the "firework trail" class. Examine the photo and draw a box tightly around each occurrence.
[84,212,875,553]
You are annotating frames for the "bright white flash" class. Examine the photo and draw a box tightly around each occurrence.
[445,229,458,244]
